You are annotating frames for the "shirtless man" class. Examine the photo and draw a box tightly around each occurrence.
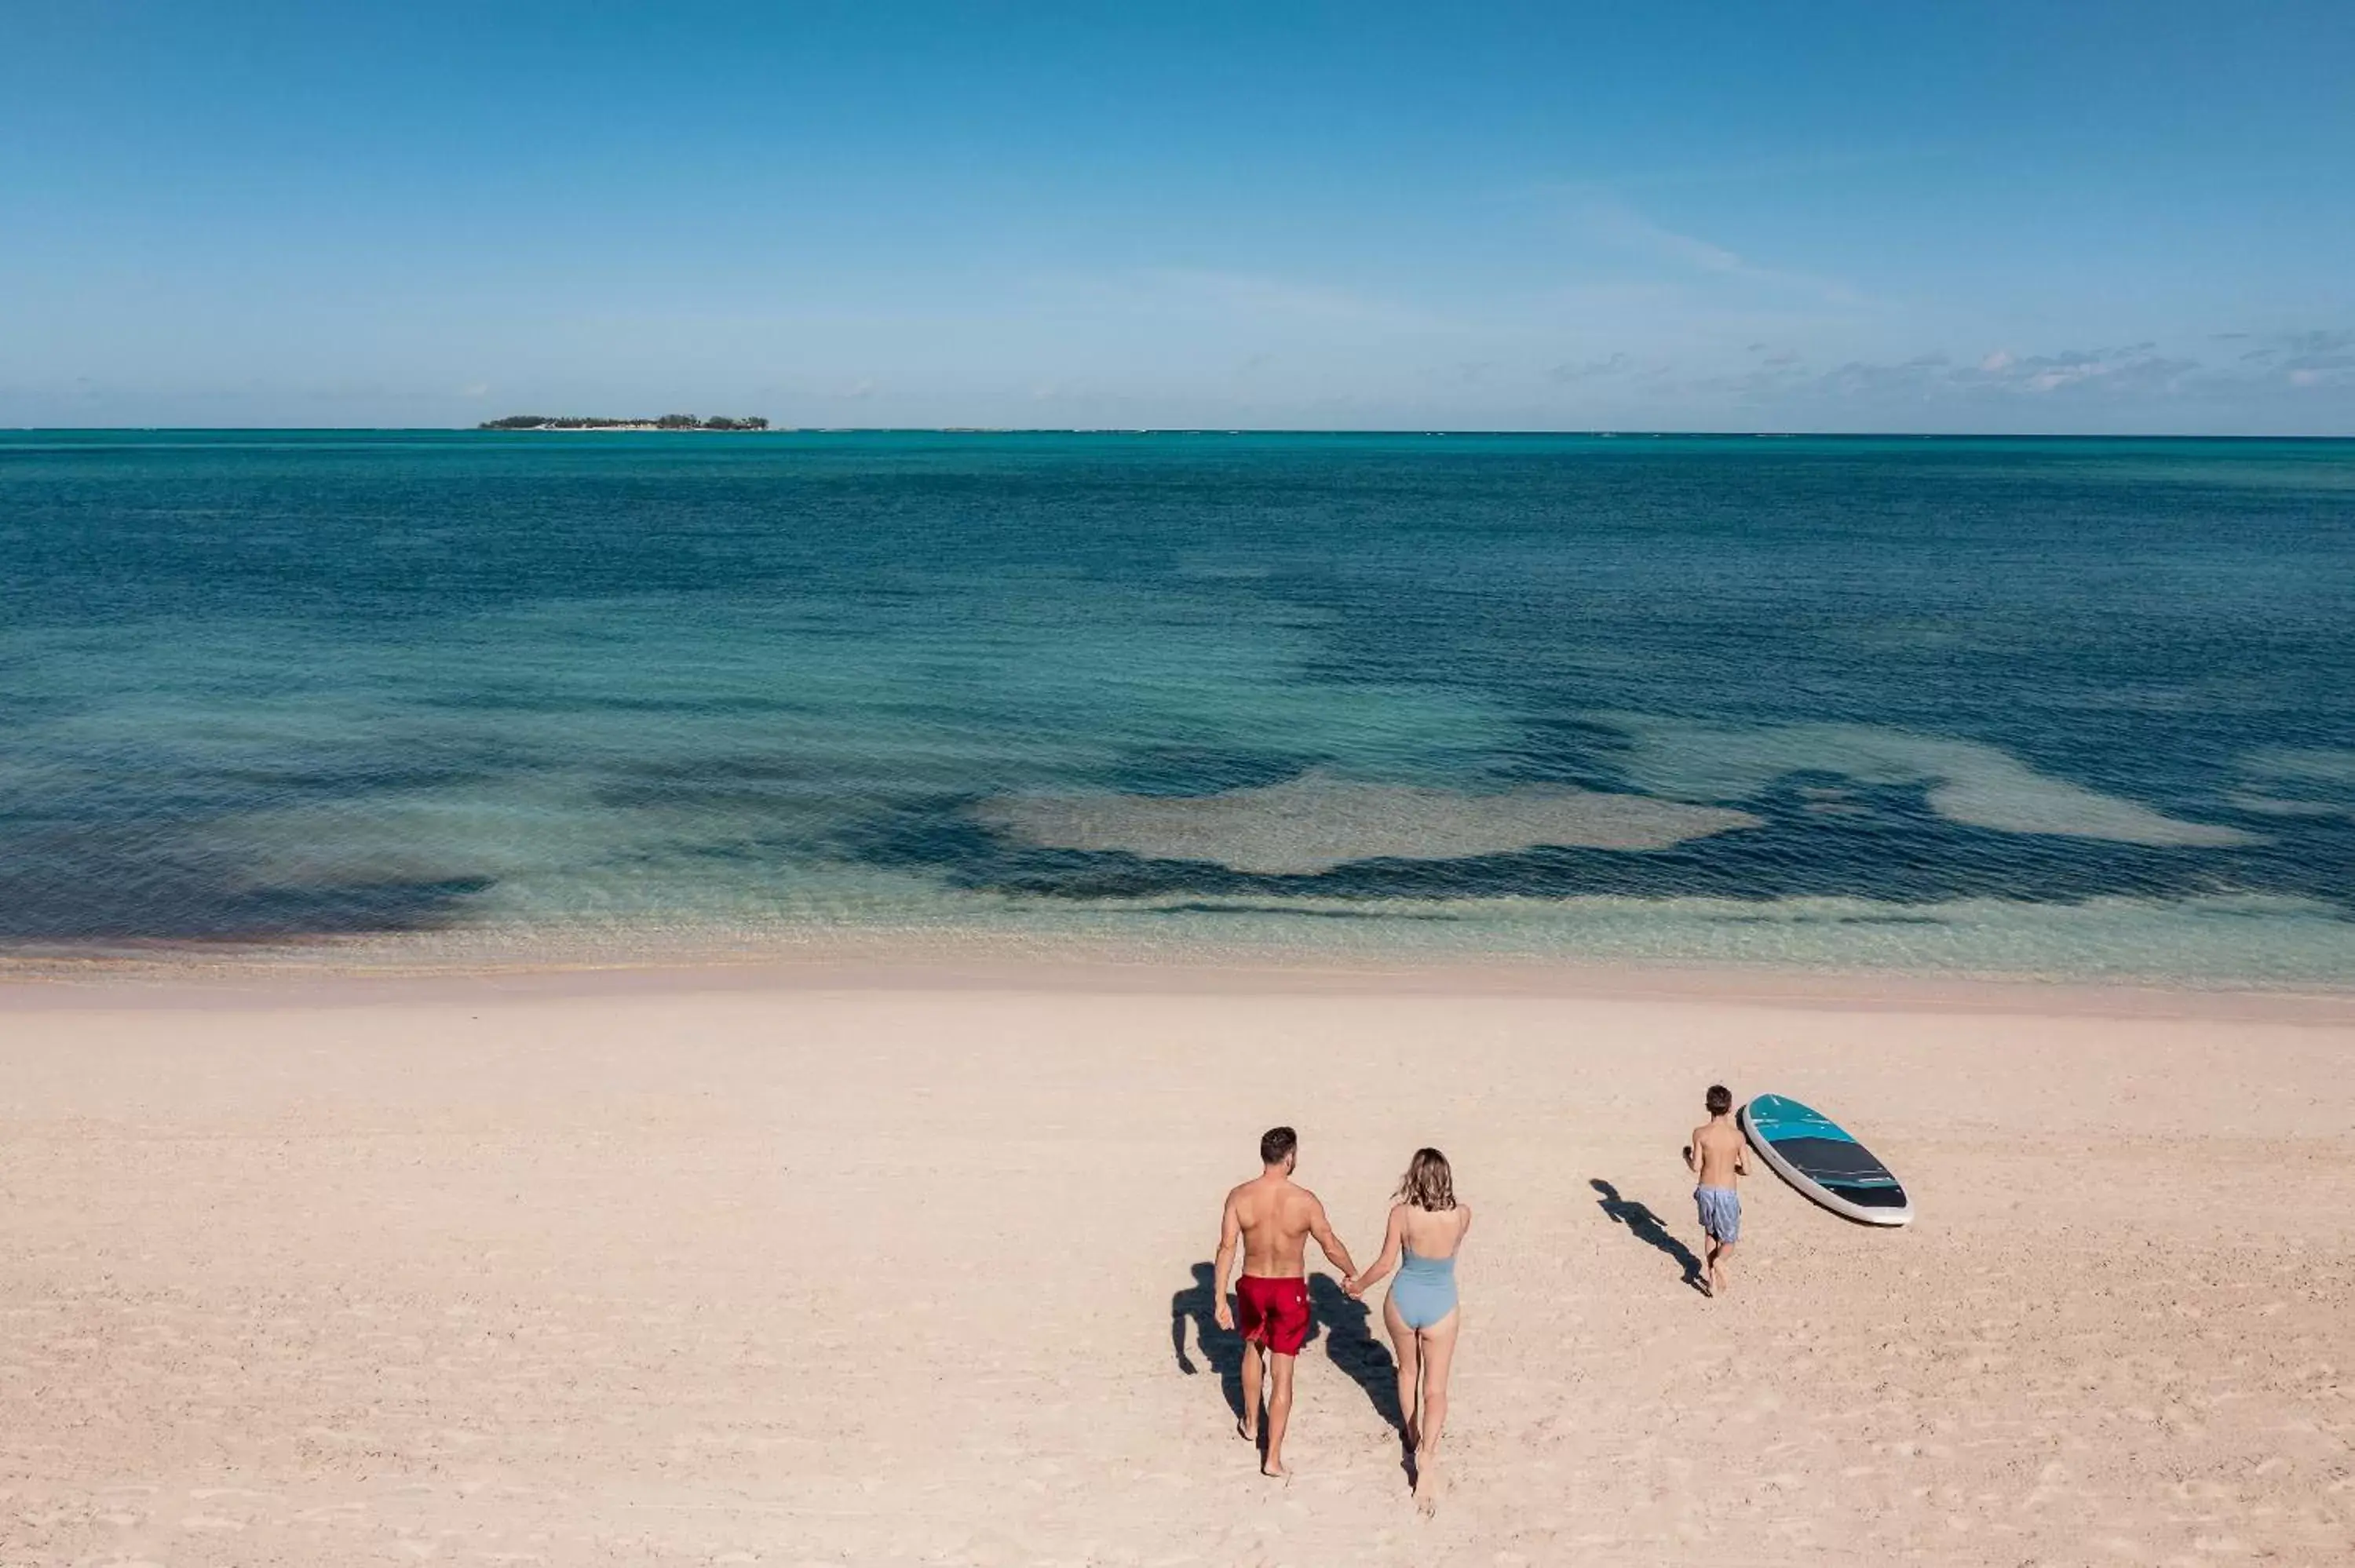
[1212,1125,1360,1478]
[1683,1084,1749,1298]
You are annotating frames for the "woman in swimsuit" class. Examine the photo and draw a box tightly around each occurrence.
[1347,1147,1471,1511]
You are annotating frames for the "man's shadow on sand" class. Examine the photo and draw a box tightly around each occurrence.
[1170,1263,1247,1420]
[1590,1178,1708,1293]
[1170,1263,1404,1435]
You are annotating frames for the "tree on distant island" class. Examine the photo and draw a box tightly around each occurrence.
[477,414,770,431]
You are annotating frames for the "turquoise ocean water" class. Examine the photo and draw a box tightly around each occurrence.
[4,430,2352,981]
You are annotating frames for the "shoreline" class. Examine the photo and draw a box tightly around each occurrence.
[9,934,2354,1023]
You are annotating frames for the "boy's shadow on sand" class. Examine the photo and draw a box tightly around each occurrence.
[1170,1263,1403,1431]
[1591,1178,1708,1293]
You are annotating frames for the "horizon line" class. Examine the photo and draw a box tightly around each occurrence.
[6,426,2353,442]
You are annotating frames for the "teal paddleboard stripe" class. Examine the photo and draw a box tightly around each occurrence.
[1747,1094,1857,1144]
[1765,1124,1857,1145]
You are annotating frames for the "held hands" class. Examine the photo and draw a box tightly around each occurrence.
[1342,1273,1364,1299]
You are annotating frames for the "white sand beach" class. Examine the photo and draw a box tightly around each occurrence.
[3,958,2350,1566]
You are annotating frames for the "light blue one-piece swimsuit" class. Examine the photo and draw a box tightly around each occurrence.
[1389,1244,1459,1329]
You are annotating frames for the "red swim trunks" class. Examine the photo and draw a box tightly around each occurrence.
[1233,1274,1311,1356]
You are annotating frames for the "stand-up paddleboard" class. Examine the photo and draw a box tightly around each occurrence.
[1740,1094,1912,1226]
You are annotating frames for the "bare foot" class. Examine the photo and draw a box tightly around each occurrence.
[1239,1414,1255,1443]
[1262,1457,1289,1480]
[1413,1449,1444,1515]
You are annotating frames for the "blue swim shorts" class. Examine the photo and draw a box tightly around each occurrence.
[1694,1185,1741,1245]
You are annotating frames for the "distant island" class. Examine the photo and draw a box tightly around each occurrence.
[478,414,769,431]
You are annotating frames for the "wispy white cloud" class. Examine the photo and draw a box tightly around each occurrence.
[1584,202,1744,275]
[2233,327,2355,387]
[1802,343,2198,400]
[1550,351,1678,385]
[1635,323,2355,429]
[1551,352,1632,383]
[2013,344,2193,394]
[1557,191,1871,308]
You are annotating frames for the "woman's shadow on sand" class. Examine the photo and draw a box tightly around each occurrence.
[1590,1178,1707,1293]
[1170,1263,1404,1433]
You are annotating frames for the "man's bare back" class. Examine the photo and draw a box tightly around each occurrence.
[1224,1172,1331,1278]
[1210,1128,1358,1478]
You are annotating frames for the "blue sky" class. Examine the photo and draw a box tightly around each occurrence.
[4,2,2351,432]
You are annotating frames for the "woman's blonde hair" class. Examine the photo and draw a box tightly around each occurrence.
[1395,1147,1456,1211]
